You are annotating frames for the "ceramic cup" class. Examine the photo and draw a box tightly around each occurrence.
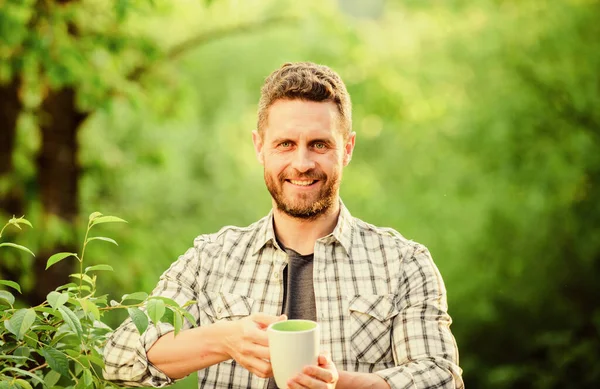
[267,319,320,388]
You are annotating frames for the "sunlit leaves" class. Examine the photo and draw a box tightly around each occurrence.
[47,291,69,310]
[127,307,148,334]
[121,292,148,302]
[0,290,15,306]
[0,211,200,389]
[57,306,83,339]
[0,280,22,293]
[85,236,118,246]
[146,298,165,324]
[39,347,70,378]
[5,309,36,340]
[46,252,78,269]
[43,370,61,388]
[90,216,128,226]
[0,243,35,257]
[85,264,114,273]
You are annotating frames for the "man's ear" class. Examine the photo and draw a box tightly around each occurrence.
[252,130,264,165]
[343,132,356,166]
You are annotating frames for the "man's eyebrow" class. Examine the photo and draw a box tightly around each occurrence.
[270,137,293,144]
[310,138,334,144]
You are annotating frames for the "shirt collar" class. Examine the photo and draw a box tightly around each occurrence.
[252,209,278,255]
[251,199,354,255]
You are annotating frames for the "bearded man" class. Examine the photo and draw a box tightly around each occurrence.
[103,62,464,389]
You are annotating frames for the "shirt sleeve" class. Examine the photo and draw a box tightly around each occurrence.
[102,245,202,387]
[374,244,464,389]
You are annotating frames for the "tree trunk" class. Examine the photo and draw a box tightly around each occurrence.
[28,87,87,305]
[0,78,23,217]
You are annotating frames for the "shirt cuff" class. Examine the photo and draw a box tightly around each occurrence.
[373,366,415,389]
[136,322,177,387]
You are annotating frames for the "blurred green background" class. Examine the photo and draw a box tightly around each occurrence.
[1,0,599,388]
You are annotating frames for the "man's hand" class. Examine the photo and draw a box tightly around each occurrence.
[222,313,286,378]
[287,353,339,389]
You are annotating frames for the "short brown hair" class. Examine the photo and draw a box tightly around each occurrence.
[257,62,352,137]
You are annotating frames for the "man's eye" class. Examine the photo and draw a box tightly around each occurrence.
[280,141,292,148]
[314,143,326,150]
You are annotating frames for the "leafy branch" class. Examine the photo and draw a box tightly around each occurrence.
[0,213,194,389]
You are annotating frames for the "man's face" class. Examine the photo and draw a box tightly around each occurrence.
[252,99,355,219]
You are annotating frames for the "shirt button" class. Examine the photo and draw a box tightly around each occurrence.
[273,272,279,280]
[216,306,223,314]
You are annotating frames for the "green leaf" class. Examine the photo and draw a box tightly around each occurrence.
[47,291,69,310]
[87,354,104,369]
[40,347,69,378]
[86,236,118,246]
[14,379,32,389]
[0,243,35,257]
[57,306,82,339]
[9,216,33,229]
[65,349,81,359]
[0,355,31,362]
[34,306,58,316]
[147,299,165,324]
[121,291,148,302]
[173,310,183,335]
[14,347,31,359]
[24,331,38,348]
[69,273,94,285]
[78,299,100,321]
[67,284,90,293]
[0,290,15,306]
[2,368,45,387]
[84,264,114,273]
[0,280,22,293]
[148,296,179,307]
[46,252,77,270]
[161,307,174,324]
[82,370,93,387]
[88,212,103,222]
[181,310,197,327]
[127,307,149,334]
[31,324,56,331]
[6,308,36,340]
[182,300,197,308]
[43,370,61,388]
[90,216,127,226]
[56,282,78,292]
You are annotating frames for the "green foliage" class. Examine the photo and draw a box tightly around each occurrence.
[2,0,599,388]
[0,215,193,388]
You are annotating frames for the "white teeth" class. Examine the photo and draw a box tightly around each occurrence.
[290,180,314,186]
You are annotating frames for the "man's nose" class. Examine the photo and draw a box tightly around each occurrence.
[291,147,316,173]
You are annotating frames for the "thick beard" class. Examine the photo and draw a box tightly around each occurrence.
[265,169,339,220]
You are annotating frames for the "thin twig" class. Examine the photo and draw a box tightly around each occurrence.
[28,362,48,373]
[129,15,297,82]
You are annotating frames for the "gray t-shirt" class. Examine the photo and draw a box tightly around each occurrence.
[267,246,316,388]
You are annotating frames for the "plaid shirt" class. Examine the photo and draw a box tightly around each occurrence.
[103,202,463,388]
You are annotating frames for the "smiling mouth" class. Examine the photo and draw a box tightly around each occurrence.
[286,179,318,186]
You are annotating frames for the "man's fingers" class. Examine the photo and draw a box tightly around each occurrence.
[318,354,329,366]
[251,344,271,360]
[303,365,334,384]
[289,373,324,389]
[244,357,273,378]
[251,313,287,328]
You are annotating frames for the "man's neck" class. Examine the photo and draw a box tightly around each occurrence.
[272,201,340,255]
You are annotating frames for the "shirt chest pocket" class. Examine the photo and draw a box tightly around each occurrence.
[348,294,398,364]
[197,291,254,324]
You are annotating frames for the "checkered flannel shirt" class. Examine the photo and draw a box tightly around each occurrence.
[103,202,463,388]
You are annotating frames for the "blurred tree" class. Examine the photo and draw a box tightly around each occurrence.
[0,0,289,305]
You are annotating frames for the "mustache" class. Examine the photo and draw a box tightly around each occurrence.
[279,171,326,181]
